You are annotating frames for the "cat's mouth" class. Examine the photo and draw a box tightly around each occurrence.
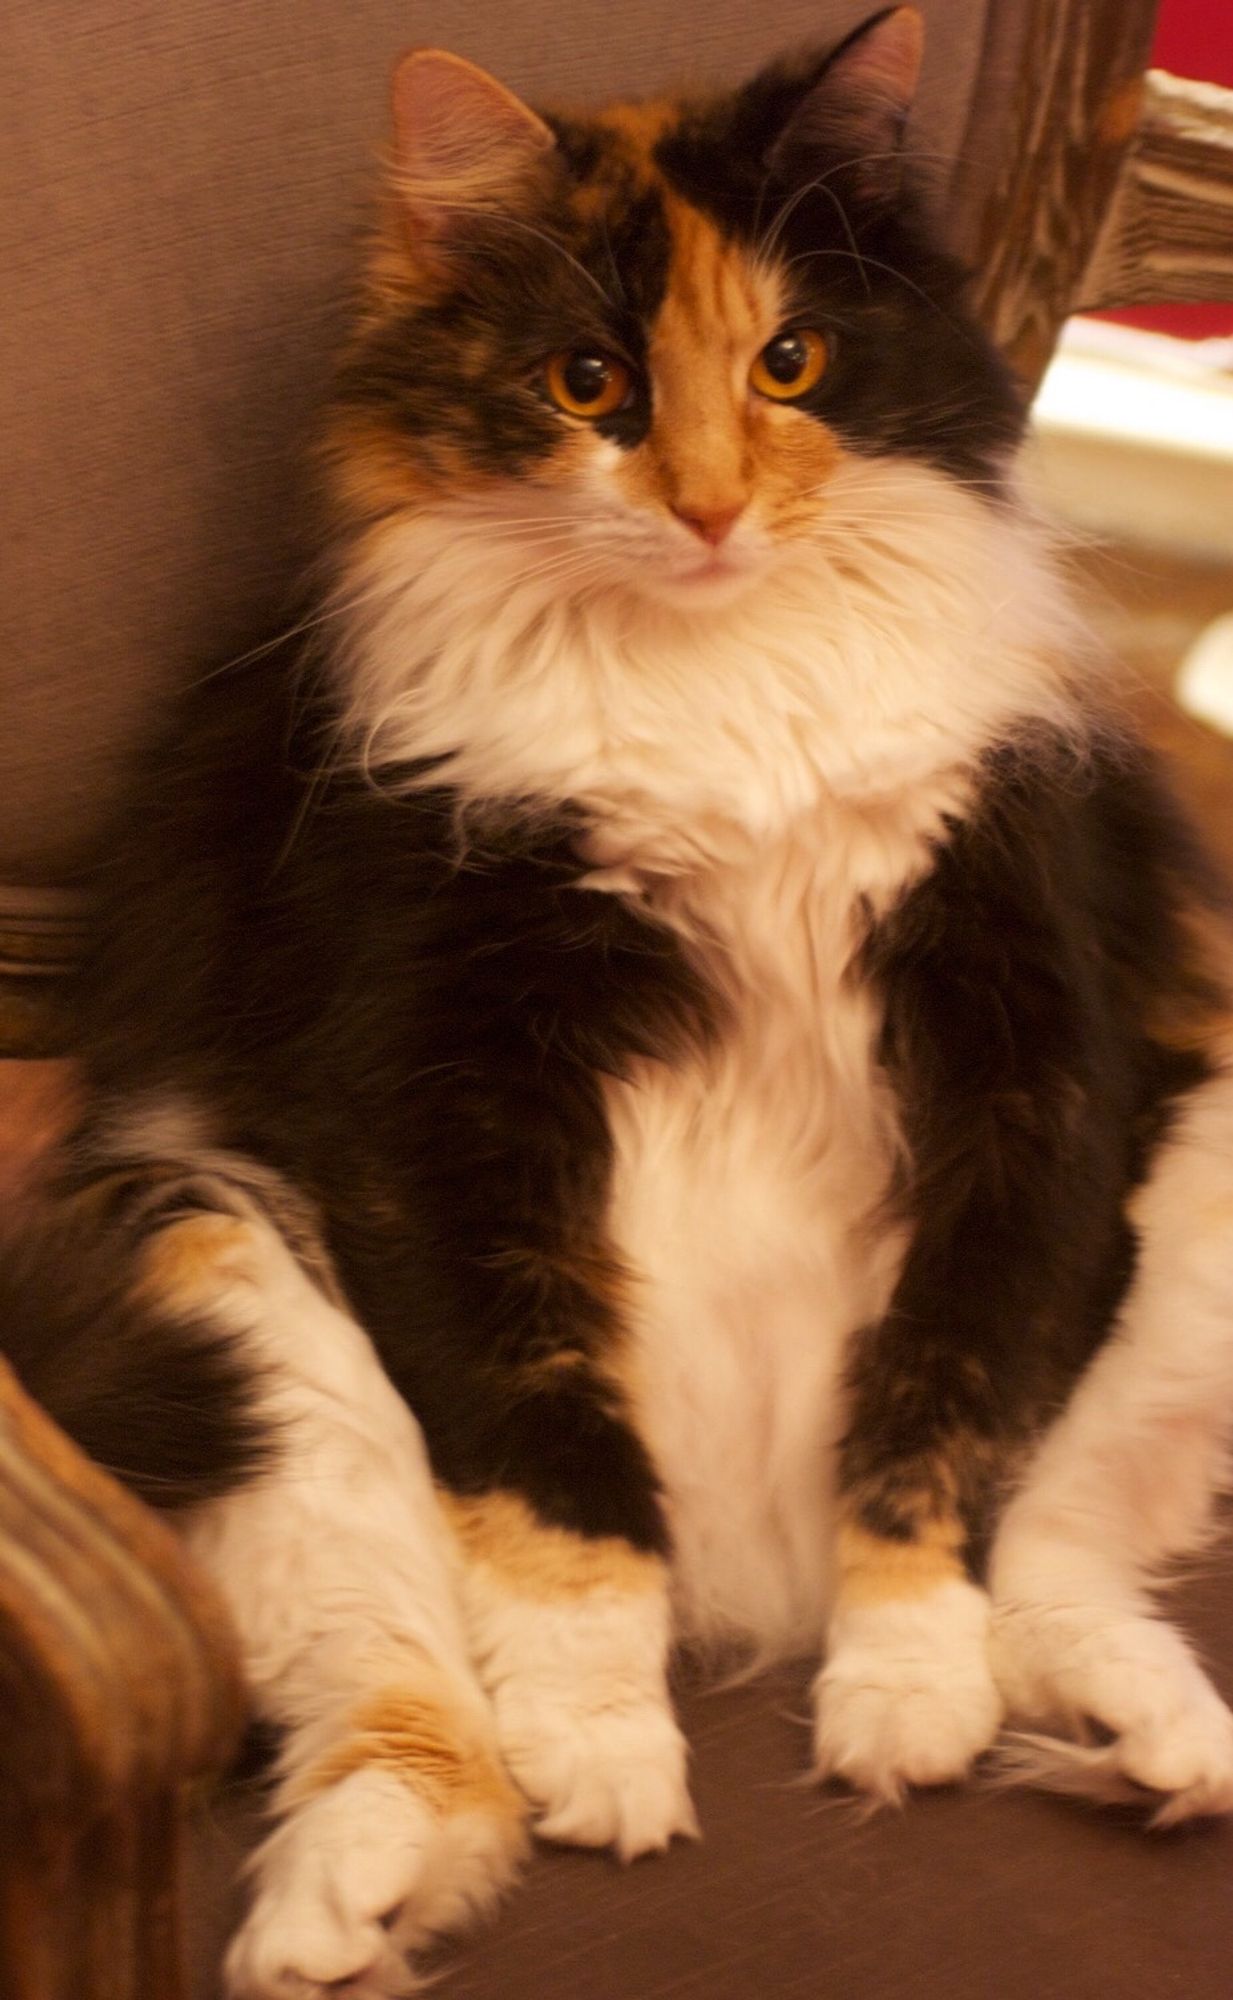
[650,543,764,605]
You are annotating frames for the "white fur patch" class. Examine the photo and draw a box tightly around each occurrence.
[989,1066,1233,1822]
[605,807,921,1656]
[990,1618,1233,1825]
[814,1580,1003,1798]
[457,1560,695,1859]
[333,457,1088,857]
[226,1774,513,1999]
[172,1210,525,1998]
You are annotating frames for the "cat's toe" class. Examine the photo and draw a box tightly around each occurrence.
[992,1605,1233,1823]
[495,1693,698,1859]
[1120,1692,1233,1819]
[225,1767,526,1999]
[813,1581,1003,1800]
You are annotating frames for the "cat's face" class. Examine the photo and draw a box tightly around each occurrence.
[328,13,1022,612]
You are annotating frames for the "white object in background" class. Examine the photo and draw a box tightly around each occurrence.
[1176,613,1233,740]
[1030,320,1233,563]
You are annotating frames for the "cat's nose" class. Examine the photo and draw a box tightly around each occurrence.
[671,503,745,547]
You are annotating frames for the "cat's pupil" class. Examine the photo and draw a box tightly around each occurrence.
[761,334,809,385]
[562,354,614,406]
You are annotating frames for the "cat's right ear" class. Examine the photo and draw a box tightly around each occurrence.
[390,50,556,257]
[766,7,924,203]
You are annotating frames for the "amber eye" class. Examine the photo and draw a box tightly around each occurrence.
[544,351,633,419]
[749,329,829,401]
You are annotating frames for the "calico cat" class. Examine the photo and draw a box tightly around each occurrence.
[7,8,1233,1996]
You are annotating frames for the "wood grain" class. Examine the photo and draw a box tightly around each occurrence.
[1081,70,1233,310]
[0,1361,244,1999]
[946,0,1159,387]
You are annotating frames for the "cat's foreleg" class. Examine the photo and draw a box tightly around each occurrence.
[814,1149,1053,1797]
[443,1486,695,1858]
[370,1025,699,1860]
[814,1464,1003,1800]
[122,1183,526,1999]
[989,1067,1233,1822]
[815,847,1122,1802]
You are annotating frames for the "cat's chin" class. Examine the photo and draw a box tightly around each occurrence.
[627,555,769,612]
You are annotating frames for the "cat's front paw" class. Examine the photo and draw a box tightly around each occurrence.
[813,1580,1003,1801]
[992,1604,1233,1824]
[225,1767,526,2000]
[493,1688,698,1859]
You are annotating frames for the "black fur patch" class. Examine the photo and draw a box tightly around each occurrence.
[69,653,716,1551]
[655,60,1023,485]
[843,733,1220,1559]
[0,1202,272,1508]
[337,150,671,472]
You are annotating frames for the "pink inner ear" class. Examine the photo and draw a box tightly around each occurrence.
[391,49,554,194]
[835,6,925,115]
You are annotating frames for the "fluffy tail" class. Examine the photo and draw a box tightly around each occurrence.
[0,1196,271,1509]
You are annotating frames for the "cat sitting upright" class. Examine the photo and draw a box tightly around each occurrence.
[6,11,1233,1997]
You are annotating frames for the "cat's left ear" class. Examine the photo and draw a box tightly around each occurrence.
[766,7,925,203]
[390,49,556,257]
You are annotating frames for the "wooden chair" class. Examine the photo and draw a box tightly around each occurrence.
[2,2,1232,1992]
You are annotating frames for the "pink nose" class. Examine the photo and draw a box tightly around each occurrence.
[671,504,744,547]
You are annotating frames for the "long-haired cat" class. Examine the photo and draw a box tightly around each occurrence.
[7,11,1233,1996]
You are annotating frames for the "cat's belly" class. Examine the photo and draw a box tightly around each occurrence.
[605,1034,903,1660]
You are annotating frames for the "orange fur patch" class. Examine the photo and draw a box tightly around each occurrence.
[480,1238,630,1316]
[635,198,770,521]
[319,413,470,525]
[338,86,848,551]
[442,1489,662,1599]
[134,1211,254,1311]
[835,1515,967,1607]
[591,96,682,157]
[612,192,844,534]
[295,1684,523,1823]
[1146,893,1233,1063]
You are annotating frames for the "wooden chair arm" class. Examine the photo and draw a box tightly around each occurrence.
[945,1,1233,392]
[0,1356,244,2000]
[1081,70,1233,313]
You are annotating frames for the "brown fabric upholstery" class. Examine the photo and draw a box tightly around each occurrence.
[189,1552,1233,1999]
[0,0,991,881]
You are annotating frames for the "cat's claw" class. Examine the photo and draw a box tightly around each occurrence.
[224,1768,525,1999]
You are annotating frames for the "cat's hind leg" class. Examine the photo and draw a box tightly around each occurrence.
[990,1068,1233,1823]
[48,1147,527,1999]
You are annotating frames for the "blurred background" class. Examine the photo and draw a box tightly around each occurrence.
[1030,0,1233,872]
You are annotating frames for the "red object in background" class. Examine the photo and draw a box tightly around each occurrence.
[1106,0,1233,339]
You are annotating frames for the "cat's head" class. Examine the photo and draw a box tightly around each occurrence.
[326,8,1023,612]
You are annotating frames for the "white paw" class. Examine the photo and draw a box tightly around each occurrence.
[813,1580,1003,1800]
[992,1604,1233,1823]
[225,1768,524,1999]
[493,1689,698,1860]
